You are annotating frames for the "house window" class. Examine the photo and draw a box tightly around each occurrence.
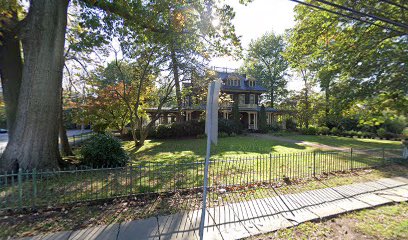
[227,79,240,86]
[239,94,245,105]
[249,94,255,104]
[248,80,255,87]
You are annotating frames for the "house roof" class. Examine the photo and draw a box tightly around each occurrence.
[216,72,267,93]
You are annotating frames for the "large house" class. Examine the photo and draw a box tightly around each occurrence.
[149,68,290,130]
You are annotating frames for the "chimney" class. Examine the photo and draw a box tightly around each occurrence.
[242,73,247,79]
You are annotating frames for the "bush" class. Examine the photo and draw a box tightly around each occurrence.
[155,119,243,139]
[218,118,242,135]
[317,126,330,135]
[339,117,359,131]
[384,116,407,134]
[402,127,408,140]
[376,128,387,138]
[330,127,340,135]
[219,132,229,138]
[80,133,128,167]
[268,123,281,132]
[285,118,297,131]
[343,130,358,137]
[301,127,317,135]
[361,131,374,138]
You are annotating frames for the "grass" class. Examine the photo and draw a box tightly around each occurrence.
[1,163,407,239]
[250,202,408,240]
[123,135,314,163]
[123,134,402,163]
[277,134,402,149]
[1,134,402,210]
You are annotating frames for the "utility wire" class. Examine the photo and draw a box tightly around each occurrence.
[380,0,408,11]
[314,0,408,30]
[288,0,407,35]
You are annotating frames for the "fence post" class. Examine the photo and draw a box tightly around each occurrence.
[269,154,272,183]
[382,147,385,165]
[313,151,316,178]
[350,148,353,171]
[129,166,133,194]
[18,168,23,209]
[32,168,37,208]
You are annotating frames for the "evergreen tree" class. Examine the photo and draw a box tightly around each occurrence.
[259,105,268,133]
[232,100,241,129]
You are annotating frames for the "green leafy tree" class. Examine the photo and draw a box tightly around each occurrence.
[242,32,288,108]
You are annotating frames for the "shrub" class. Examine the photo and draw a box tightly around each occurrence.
[155,119,244,139]
[402,127,408,140]
[384,115,407,134]
[301,127,317,135]
[339,117,359,131]
[317,126,330,135]
[361,132,373,138]
[330,127,340,135]
[268,123,281,132]
[219,132,229,138]
[376,128,387,138]
[196,134,206,139]
[80,133,128,167]
[285,118,297,131]
[156,124,173,139]
[344,130,358,137]
[218,118,242,135]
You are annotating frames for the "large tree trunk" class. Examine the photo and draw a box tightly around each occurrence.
[59,89,73,156]
[170,47,183,122]
[59,118,73,156]
[270,90,274,108]
[1,0,70,171]
[0,8,23,140]
[325,87,330,127]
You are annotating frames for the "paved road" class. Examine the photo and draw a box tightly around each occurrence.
[16,176,408,240]
[0,129,92,150]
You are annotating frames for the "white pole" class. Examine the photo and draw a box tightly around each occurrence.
[199,83,215,240]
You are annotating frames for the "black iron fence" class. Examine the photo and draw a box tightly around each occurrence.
[0,147,404,210]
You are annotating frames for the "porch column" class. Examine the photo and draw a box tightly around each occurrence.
[248,112,251,129]
[255,112,258,130]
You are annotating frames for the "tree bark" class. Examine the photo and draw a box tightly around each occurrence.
[1,0,70,171]
[170,47,183,122]
[59,89,73,156]
[59,117,73,156]
[0,8,23,140]
[270,89,274,108]
[325,87,330,127]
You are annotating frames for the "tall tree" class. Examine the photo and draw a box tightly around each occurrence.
[286,0,407,128]
[1,0,69,171]
[242,32,288,108]
[0,0,23,139]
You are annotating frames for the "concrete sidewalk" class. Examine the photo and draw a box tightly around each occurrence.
[18,176,408,240]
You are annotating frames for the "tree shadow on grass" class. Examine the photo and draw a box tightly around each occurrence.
[125,135,309,164]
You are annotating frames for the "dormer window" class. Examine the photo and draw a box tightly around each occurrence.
[248,80,255,87]
[227,79,240,86]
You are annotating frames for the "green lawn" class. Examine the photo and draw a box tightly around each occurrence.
[124,134,402,163]
[275,134,402,149]
[123,135,315,163]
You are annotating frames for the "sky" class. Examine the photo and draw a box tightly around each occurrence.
[210,0,300,90]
